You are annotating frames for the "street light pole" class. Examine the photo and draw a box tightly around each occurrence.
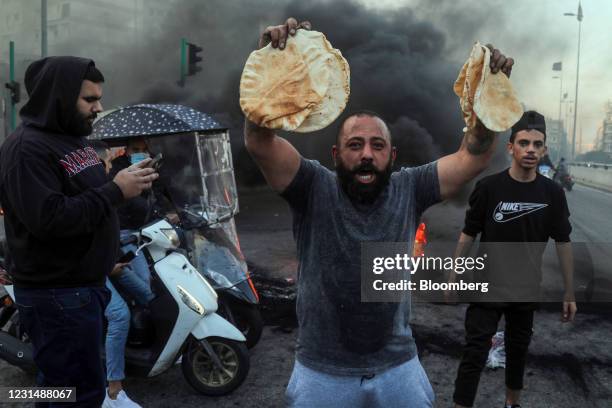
[9,41,16,132]
[564,1,583,160]
[571,9,582,160]
[41,0,47,57]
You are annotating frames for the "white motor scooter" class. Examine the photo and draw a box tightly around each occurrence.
[0,218,250,396]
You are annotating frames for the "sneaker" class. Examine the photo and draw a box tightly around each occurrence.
[102,389,142,408]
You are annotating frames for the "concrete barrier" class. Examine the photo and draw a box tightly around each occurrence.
[570,162,612,192]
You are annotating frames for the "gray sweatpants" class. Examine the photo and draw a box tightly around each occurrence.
[285,356,435,408]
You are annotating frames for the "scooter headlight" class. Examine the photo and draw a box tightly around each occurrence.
[160,228,180,248]
[177,285,205,315]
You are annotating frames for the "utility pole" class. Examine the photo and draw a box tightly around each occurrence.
[41,0,48,57]
[9,41,16,131]
[564,2,583,160]
[3,45,20,134]
[2,97,7,141]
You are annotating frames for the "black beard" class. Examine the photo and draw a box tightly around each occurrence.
[66,110,95,137]
[336,158,392,205]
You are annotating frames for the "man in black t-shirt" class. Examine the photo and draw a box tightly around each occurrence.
[450,111,577,408]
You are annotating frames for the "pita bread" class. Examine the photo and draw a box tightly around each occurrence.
[239,30,350,132]
[294,31,350,133]
[454,42,523,132]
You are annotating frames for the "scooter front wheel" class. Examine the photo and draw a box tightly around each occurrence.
[182,336,249,396]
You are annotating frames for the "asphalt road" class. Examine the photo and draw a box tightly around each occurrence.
[566,183,612,244]
[0,182,611,407]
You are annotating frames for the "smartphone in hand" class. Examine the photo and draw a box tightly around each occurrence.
[148,153,163,171]
[118,250,136,264]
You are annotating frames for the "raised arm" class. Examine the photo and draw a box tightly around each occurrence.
[437,46,514,200]
[244,119,301,192]
[437,122,497,200]
[243,17,311,193]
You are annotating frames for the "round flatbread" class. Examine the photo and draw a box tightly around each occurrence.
[294,31,350,133]
[239,30,350,132]
[454,42,523,132]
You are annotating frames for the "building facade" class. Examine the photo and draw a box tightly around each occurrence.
[546,118,568,163]
[0,0,175,141]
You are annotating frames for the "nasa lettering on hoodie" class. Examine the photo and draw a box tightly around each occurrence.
[462,169,571,290]
[60,145,104,177]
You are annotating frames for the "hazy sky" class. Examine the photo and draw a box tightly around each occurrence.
[2,0,609,155]
[359,0,611,151]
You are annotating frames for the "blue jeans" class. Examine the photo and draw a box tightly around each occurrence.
[14,286,110,408]
[104,230,154,382]
[104,280,131,382]
[286,356,435,408]
[117,229,154,306]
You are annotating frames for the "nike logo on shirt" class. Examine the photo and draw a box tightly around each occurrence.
[492,201,548,223]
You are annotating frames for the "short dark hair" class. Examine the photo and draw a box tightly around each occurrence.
[90,140,110,160]
[336,110,391,146]
[84,64,105,83]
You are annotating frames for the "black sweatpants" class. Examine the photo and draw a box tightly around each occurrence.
[453,303,535,407]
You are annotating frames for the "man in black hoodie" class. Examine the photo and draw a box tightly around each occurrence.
[0,57,158,407]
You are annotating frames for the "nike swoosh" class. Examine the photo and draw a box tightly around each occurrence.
[493,202,548,223]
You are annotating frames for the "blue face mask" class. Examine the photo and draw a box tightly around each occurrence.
[129,152,149,165]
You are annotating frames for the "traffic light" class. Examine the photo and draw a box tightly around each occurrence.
[5,81,20,104]
[187,42,203,76]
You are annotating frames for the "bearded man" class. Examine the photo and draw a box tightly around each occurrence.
[0,57,157,406]
[244,18,514,408]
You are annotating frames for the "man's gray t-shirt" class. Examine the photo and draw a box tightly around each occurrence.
[281,158,441,376]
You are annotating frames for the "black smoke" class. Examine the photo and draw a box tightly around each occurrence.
[95,0,511,189]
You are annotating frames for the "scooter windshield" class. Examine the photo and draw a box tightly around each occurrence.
[147,131,239,225]
[191,219,248,289]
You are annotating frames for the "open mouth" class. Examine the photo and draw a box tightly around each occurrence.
[356,172,376,184]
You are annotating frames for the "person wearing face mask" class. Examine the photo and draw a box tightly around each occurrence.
[110,137,163,230]
[0,57,158,406]
[91,141,151,408]
[108,136,159,313]
[111,137,151,178]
